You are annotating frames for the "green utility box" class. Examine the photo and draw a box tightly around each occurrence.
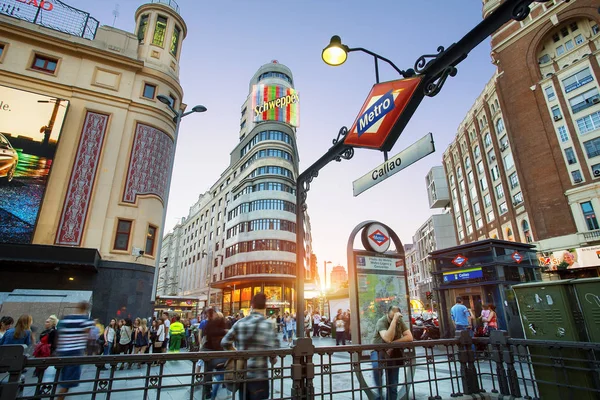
[572,278,600,343]
[513,280,597,400]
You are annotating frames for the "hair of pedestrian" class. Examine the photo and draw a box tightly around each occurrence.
[387,305,401,313]
[175,315,180,321]
[14,315,32,338]
[48,315,59,327]
[77,301,89,312]
[456,297,463,303]
[124,318,132,327]
[252,292,267,309]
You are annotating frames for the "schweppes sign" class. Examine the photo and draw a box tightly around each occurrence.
[251,84,299,127]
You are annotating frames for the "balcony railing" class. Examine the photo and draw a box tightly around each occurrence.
[580,229,600,242]
[151,0,180,14]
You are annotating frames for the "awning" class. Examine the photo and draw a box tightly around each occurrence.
[0,243,100,271]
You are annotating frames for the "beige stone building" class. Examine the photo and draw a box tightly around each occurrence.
[0,0,190,322]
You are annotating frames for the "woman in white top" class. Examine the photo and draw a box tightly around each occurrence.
[153,319,165,354]
[103,319,117,356]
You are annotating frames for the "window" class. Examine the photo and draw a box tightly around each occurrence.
[496,118,505,133]
[499,135,509,150]
[484,133,492,148]
[552,33,560,43]
[458,231,465,240]
[145,225,157,256]
[487,149,496,164]
[480,177,488,191]
[581,201,600,230]
[563,67,593,93]
[572,170,583,183]
[565,147,577,164]
[522,220,532,243]
[564,40,574,51]
[574,34,584,45]
[0,44,4,59]
[470,186,477,200]
[456,216,463,229]
[569,88,599,114]
[503,153,514,171]
[457,166,463,179]
[465,156,471,170]
[467,171,474,185]
[545,86,556,101]
[257,71,293,84]
[491,165,500,181]
[584,137,600,158]
[577,112,600,135]
[152,16,168,46]
[142,83,156,99]
[551,105,562,120]
[558,126,569,142]
[31,54,58,73]
[538,54,551,64]
[495,184,505,199]
[476,218,484,229]
[592,163,600,178]
[499,202,509,215]
[487,210,495,223]
[484,194,492,207]
[474,145,481,159]
[477,161,484,174]
[556,45,565,56]
[168,94,177,109]
[593,24,599,35]
[170,26,181,57]
[467,225,474,235]
[473,202,481,215]
[513,192,524,205]
[569,22,578,32]
[113,219,132,251]
[509,172,519,189]
[137,14,149,42]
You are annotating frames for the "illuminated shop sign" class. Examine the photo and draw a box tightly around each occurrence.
[443,267,483,283]
[251,84,299,127]
[0,85,69,245]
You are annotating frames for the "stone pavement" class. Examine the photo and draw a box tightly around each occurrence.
[20,334,534,399]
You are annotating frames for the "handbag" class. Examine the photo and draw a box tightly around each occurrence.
[224,318,261,388]
[154,341,163,348]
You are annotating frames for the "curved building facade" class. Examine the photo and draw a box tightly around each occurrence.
[158,61,311,317]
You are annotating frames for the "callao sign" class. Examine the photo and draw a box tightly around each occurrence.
[345,77,422,150]
[16,0,54,11]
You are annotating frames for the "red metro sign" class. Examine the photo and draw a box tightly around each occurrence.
[345,77,422,150]
[452,254,468,267]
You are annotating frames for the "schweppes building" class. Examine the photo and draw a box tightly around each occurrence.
[158,61,313,318]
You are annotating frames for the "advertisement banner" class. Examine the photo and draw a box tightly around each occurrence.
[538,245,600,270]
[0,85,68,244]
[251,84,299,127]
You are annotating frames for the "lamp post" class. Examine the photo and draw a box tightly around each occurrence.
[150,97,207,304]
[323,260,332,292]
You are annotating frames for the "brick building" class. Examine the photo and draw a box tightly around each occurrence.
[442,0,600,277]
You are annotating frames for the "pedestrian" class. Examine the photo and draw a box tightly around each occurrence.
[201,309,229,400]
[0,314,33,346]
[221,293,279,400]
[0,316,14,340]
[33,315,58,378]
[450,297,471,336]
[335,313,346,346]
[161,312,171,353]
[482,304,498,335]
[103,319,117,356]
[370,305,413,400]
[132,317,149,367]
[117,318,133,370]
[285,312,295,347]
[94,319,105,355]
[54,301,94,400]
[168,315,185,353]
[151,319,165,364]
[304,310,312,338]
[343,310,351,343]
[312,311,321,338]
[276,314,281,333]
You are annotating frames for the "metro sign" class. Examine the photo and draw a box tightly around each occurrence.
[512,251,523,264]
[345,77,422,151]
[368,230,389,247]
[451,254,468,267]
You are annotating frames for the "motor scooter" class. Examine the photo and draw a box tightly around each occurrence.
[420,318,440,340]
[318,318,332,337]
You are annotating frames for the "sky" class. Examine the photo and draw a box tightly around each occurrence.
[67,0,497,278]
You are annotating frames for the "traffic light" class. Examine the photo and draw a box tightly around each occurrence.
[426,291,433,300]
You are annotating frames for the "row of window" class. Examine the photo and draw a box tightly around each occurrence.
[257,71,293,84]
[113,219,157,256]
[240,148,293,171]
[226,218,296,239]
[240,130,293,157]
[228,199,296,221]
[225,239,296,258]
[137,13,181,57]
[233,181,296,200]
[246,165,294,180]
[224,261,295,279]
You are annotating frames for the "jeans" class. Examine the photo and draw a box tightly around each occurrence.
[103,342,113,356]
[238,380,269,400]
[203,357,227,400]
[335,331,345,345]
[370,351,400,400]
[313,323,319,337]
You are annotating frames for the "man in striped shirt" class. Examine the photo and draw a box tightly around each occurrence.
[56,301,94,400]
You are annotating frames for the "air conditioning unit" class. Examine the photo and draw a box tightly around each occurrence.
[491,155,496,161]
[593,97,600,104]
[574,178,583,183]
[594,169,600,177]
[554,115,562,121]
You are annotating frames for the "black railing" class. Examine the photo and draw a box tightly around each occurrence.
[0,331,599,399]
[0,0,99,40]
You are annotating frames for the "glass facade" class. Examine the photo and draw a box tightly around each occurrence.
[222,282,294,316]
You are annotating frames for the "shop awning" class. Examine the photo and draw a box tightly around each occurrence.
[0,243,100,271]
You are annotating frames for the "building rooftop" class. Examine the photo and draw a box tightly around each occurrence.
[429,238,535,256]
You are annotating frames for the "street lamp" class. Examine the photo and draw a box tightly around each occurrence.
[150,97,207,303]
[323,261,332,291]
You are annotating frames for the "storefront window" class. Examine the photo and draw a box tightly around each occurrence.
[254,286,263,296]
[233,289,240,302]
[241,287,252,309]
[223,292,231,315]
[264,286,282,302]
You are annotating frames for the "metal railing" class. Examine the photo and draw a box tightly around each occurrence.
[150,0,180,14]
[1,331,599,399]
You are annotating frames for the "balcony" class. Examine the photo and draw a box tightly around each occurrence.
[579,229,600,243]
[151,0,180,14]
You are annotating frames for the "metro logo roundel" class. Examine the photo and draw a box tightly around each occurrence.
[345,77,422,150]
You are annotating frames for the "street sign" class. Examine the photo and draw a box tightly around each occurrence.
[362,223,391,253]
[452,254,468,267]
[512,251,523,264]
[352,132,435,196]
[344,77,422,150]
[443,267,483,282]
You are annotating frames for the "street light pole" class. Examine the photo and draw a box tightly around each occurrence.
[150,98,207,304]
[323,260,332,291]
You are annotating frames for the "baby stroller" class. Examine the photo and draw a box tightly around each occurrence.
[188,325,200,352]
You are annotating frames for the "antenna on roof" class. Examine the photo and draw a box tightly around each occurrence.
[112,4,120,27]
